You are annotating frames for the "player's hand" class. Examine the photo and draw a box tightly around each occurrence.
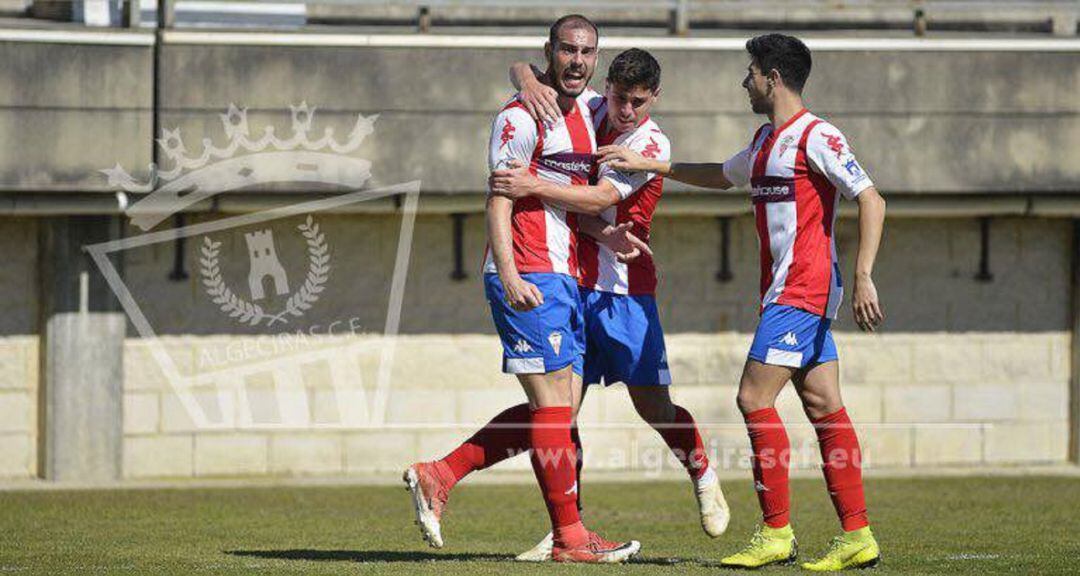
[489,159,537,200]
[501,273,544,312]
[852,274,884,332]
[597,145,653,173]
[600,222,653,263]
[517,78,560,126]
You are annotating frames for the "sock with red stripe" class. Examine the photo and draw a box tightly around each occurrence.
[530,406,587,548]
[745,407,791,528]
[656,405,710,480]
[812,407,870,532]
[439,403,531,490]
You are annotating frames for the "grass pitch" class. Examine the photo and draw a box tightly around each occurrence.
[2,475,1079,575]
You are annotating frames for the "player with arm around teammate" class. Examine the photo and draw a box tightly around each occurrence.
[491,48,732,561]
[599,34,887,571]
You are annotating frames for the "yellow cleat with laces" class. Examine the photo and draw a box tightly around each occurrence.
[719,524,798,569]
[801,526,880,571]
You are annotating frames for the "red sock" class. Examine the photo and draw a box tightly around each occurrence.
[530,406,586,547]
[656,405,710,480]
[812,407,869,532]
[440,403,531,489]
[745,407,791,528]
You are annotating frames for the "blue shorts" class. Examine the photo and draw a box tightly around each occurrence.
[748,304,838,368]
[580,288,671,387]
[485,273,585,375]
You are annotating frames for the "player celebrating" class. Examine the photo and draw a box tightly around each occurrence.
[403,15,641,563]
[598,34,886,570]
[492,48,731,561]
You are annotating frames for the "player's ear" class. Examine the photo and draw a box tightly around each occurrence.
[544,41,553,64]
[766,69,782,90]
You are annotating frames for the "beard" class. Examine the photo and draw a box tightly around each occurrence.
[750,97,771,115]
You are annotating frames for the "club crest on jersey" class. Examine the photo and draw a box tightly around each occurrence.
[776,134,796,157]
[548,331,563,355]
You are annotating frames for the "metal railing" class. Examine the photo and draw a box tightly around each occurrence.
[114,0,1080,36]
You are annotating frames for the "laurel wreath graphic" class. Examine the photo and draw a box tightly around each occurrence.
[200,215,330,327]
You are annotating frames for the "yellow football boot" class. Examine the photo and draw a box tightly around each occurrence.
[720,524,798,569]
[801,526,880,571]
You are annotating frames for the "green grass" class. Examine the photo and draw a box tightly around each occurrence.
[2,476,1079,575]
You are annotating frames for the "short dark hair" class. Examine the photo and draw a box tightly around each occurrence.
[548,14,599,49]
[607,48,661,92]
[745,34,812,93]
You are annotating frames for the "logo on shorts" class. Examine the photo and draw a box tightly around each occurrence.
[548,332,563,355]
[781,332,799,347]
[513,339,533,354]
[754,480,770,493]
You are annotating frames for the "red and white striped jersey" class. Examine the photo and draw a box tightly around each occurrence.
[722,109,873,319]
[483,89,599,278]
[578,98,671,295]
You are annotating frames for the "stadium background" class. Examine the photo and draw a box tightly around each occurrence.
[0,0,1076,489]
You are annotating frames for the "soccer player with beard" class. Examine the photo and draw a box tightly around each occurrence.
[598,34,886,570]
[490,48,732,561]
[403,15,641,563]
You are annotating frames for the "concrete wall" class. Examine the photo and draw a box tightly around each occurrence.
[108,215,1070,478]
[152,39,1080,195]
[0,38,153,191]
[1,35,1075,194]
[0,213,1073,480]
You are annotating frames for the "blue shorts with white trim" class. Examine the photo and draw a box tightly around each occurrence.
[747,303,838,368]
[580,288,671,387]
[484,272,585,375]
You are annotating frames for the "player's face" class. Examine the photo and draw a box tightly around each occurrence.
[546,26,598,98]
[742,61,771,114]
[604,81,658,133]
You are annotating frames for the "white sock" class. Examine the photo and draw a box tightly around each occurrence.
[695,466,717,491]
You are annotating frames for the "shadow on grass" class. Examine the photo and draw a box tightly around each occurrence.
[226,549,711,566]
[226,549,513,563]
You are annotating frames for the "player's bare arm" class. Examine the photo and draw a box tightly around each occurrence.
[489,159,620,215]
[597,145,734,189]
[509,62,560,124]
[852,186,886,332]
[485,194,544,312]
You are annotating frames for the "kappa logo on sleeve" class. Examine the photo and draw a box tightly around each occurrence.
[641,137,661,159]
[822,132,845,159]
[499,117,516,150]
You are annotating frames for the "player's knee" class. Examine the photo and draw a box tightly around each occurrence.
[799,389,841,419]
[629,388,675,425]
[638,398,675,425]
[736,387,774,415]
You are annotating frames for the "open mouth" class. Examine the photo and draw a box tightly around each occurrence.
[562,70,585,89]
